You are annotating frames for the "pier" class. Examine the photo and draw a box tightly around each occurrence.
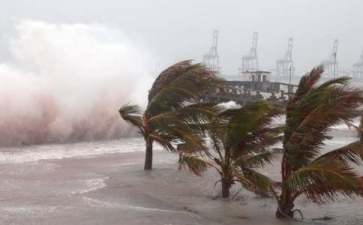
[204,71,298,105]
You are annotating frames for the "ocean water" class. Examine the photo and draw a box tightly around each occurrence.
[0,125,361,225]
[0,137,162,164]
[0,120,359,165]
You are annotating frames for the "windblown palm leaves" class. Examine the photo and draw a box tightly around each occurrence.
[179,100,283,198]
[274,66,363,218]
[119,60,221,170]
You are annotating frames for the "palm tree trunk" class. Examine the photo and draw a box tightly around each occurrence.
[360,116,363,142]
[144,137,153,170]
[221,177,232,198]
[276,156,294,218]
[276,199,294,218]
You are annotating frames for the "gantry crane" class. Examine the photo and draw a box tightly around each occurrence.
[240,32,259,73]
[322,39,338,79]
[203,30,220,73]
[276,38,294,83]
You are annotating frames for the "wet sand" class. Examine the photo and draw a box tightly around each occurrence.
[0,143,363,225]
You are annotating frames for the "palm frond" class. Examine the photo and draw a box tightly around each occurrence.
[148,60,194,101]
[177,102,218,121]
[222,101,271,149]
[220,101,283,155]
[149,102,217,130]
[119,104,144,133]
[317,76,351,90]
[149,132,176,152]
[179,154,210,176]
[283,70,363,168]
[314,141,363,165]
[147,62,221,116]
[293,66,323,101]
[149,110,206,146]
[277,68,363,216]
[285,159,362,203]
[360,116,363,141]
[236,151,275,168]
[242,126,284,153]
[238,167,275,196]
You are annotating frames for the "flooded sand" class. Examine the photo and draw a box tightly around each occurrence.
[0,132,362,225]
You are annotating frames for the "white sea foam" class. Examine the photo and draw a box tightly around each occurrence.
[72,177,109,194]
[82,196,194,214]
[2,205,58,216]
[0,20,155,146]
[0,138,162,164]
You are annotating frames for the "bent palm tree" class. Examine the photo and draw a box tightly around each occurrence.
[119,60,220,170]
[179,101,283,198]
[274,67,363,218]
[359,115,363,142]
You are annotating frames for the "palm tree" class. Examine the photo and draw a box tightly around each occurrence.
[179,100,283,198]
[119,60,220,170]
[359,115,363,142]
[273,66,363,219]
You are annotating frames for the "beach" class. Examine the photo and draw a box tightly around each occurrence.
[0,131,362,225]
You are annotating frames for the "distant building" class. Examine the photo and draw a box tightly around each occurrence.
[203,70,297,105]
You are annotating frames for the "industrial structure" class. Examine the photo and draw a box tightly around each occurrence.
[203,70,297,106]
[201,30,363,106]
[352,50,363,79]
[322,39,339,79]
[203,32,297,106]
[240,32,259,74]
[276,38,294,83]
[202,30,220,73]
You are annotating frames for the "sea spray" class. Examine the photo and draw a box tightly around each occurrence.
[0,20,155,146]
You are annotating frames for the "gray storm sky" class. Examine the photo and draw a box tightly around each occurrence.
[0,0,362,76]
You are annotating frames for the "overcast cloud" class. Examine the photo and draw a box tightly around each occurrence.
[0,0,362,76]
